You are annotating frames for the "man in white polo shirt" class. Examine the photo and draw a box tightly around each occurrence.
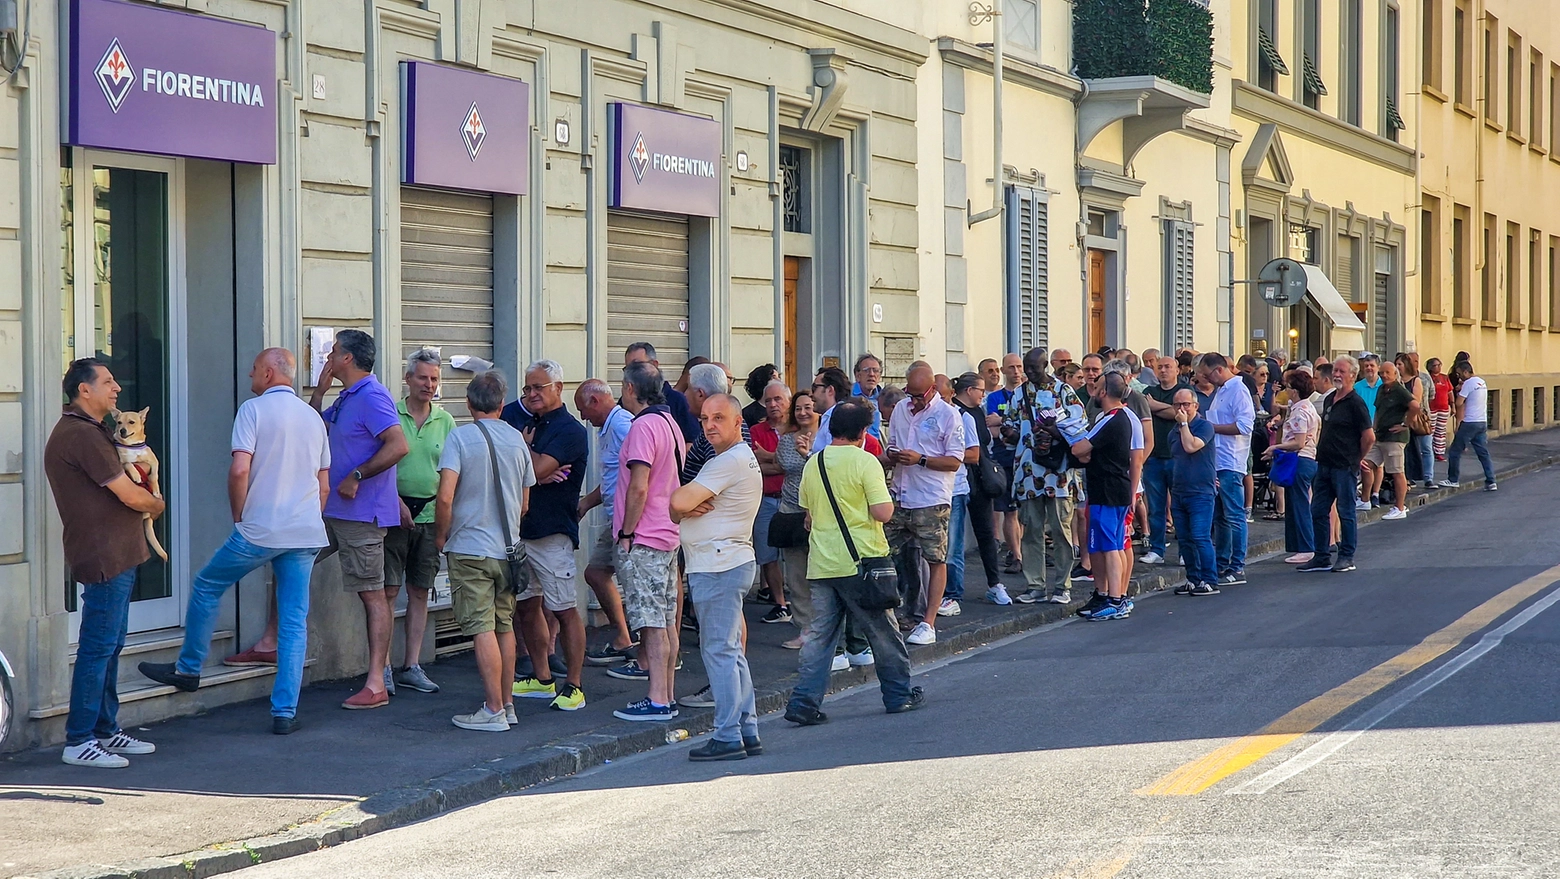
[885,365,967,646]
[140,349,330,736]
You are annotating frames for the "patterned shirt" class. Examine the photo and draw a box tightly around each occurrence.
[1003,378,1085,500]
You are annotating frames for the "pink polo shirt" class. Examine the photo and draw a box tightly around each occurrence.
[612,406,683,552]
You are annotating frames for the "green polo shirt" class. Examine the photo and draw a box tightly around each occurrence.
[397,398,456,524]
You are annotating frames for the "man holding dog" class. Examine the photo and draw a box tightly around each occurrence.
[47,359,167,767]
[310,330,409,710]
[140,349,330,736]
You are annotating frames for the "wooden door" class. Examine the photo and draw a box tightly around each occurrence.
[1088,249,1107,353]
[783,257,800,391]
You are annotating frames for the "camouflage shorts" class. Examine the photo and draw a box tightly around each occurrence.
[884,504,952,564]
[615,543,679,631]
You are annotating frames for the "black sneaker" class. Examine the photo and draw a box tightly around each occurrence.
[681,615,700,633]
[752,585,773,604]
[272,716,302,736]
[1174,580,1194,595]
[1190,581,1220,596]
[1331,558,1356,572]
[1071,564,1095,582]
[760,605,792,624]
[784,705,829,726]
[1297,559,1333,573]
[688,738,748,762]
[886,687,926,714]
[1220,570,1247,586]
[585,642,637,666]
[1076,591,1110,618]
[138,661,199,692]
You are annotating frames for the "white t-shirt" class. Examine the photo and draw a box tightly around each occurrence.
[953,410,979,496]
[680,443,764,574]
[1459,375,1489,423]
[233,386,331,549]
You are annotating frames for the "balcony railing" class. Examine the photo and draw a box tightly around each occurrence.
[1073,0,1215,95]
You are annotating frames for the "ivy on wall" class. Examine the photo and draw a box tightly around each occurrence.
[1074,0,1215,95]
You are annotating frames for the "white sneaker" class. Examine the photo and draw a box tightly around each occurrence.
[830,653,849,672]
[1048,590,1072,604]
[1382,506,1407,520]
[986,584,1013,606]
[504,703,518,726]
[99,731,155,755]
[906,622,937,645]
[452,704,509,732]
[1139,551,1164,565]
[936,598,961,617]
[383,666,395,696]
[847,647,875,667]
[62,740,129,768]
[1354,499,1372,511]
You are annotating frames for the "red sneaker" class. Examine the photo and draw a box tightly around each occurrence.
[223,647,278,667]
[341,687,389,710]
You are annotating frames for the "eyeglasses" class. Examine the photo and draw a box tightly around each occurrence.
[521,383,557,394]
[856,366,882,376]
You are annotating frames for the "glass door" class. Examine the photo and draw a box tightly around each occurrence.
[64,149,187,634]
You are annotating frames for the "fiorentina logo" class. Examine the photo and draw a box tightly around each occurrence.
[461,101,486,161]
[95,39,135,114]
[629,132,650,183]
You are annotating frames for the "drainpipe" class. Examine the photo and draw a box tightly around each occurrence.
[1472,0,1485,281]
[969,0,1004,227]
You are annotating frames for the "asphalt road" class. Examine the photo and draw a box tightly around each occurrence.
[239,468,1560,879]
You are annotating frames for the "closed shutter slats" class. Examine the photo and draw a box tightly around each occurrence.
[608,211,690,382]
[400,187,495,422]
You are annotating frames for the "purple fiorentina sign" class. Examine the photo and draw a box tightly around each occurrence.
[67,0,277,164]
[609,104,722,217]
[401,62,530,195]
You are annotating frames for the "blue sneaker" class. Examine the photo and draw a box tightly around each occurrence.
[613,698,678,722]
[1089,601,1129,621]
[606,660,649,681]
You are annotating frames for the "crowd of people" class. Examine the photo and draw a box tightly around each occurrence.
[45,330,1501,767]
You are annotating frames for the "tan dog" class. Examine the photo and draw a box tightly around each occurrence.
[110,407,168,562]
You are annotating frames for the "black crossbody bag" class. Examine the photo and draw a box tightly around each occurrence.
[817,448,900,611]
[476,421,530,595]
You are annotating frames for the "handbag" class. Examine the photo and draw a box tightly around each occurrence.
[971,452,1007,497]
[1408,408,1432,437]
[1269,448,1300,487]
[766,510,809,549]
[817,448,901,611]
[476,420,530,595]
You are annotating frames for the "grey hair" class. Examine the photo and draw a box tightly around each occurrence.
[577,377,612,401]
[1102,358,1135,378]
[406,347,442,376]
[1333,354,1360,377]
[687,362,729,396]
[763,379,791,398]
[526,359,564,384]
[623,361,665,406]
[625,341,657,361]
[466,368,508,415]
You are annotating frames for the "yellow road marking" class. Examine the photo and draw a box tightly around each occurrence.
[1137,564,1560,796]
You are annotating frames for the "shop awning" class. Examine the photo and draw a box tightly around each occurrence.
[1300,263,1367,353]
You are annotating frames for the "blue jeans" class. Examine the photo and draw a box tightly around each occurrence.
[66,568,137,746]
[1213,469,1248,575]
[1446,421,1495,485]
[688,564,759,744]
[789,576,914,713]
[1169,492,1216,586]
[1143,457,1173,556]
[1310,463,1359,564]
[945,493,969,601]
[1284,456,1317,554]
[1411,433,1435,484]
[178,530,317,718]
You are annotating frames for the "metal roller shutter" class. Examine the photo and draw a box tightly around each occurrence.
[400,187,494,421]
[607,210,690,381]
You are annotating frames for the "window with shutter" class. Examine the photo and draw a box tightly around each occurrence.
[1004,185,1050,353]
[1162,220,1195,351]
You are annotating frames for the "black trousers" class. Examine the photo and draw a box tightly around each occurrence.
[966,489,1005,588]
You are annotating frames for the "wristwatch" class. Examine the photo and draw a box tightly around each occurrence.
[617,530,635,542]
[916,454,928,467]
[352,469,364,481]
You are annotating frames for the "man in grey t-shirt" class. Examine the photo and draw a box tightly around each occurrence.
[435,370,537,732]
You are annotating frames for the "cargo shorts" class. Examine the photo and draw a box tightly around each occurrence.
[883,504,952,564]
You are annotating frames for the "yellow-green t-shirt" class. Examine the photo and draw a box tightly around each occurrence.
[397,398,456,524]
[799,444,892,580]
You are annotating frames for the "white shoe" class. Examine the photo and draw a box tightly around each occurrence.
[1139,551,1164,565]
[936,598,961,617]
[847,647,875,667]
[906,622,937,645]
[452,704,509,732]
[383,666,395,697]
[830,653,849,672]
[986,585,1013,606]
[1382,506,1407,520]
[1354,499,1371,511]
[504,703,518,726]
[62,740,129,768]
[99,731,155,755]
[1047,590,1072,604]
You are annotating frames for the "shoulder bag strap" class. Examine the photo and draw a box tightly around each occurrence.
[656,412,685,473]
[816,448,861,564]
[475,421,515,551]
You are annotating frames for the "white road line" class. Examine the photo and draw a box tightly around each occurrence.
[1227,583,1560,795]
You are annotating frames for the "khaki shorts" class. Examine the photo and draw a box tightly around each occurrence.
[884,504,952,564]
[384,522,439,592]
[518,533,580,613]
[447,553,516,636]
[324,518,387,592]
[616,543,679,631]
[1365,440,1406,474]
[587,524,616,570]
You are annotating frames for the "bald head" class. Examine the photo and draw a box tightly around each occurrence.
[935,373,953,402]
[574,378,616,427]
[699,393,746,451]
[250,347,295,395]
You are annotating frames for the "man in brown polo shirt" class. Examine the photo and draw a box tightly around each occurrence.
[44,359,166,768]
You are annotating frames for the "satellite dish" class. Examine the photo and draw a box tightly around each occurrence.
[1256,258,1308,308]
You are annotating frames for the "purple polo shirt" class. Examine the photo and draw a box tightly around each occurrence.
[321,375,401,526]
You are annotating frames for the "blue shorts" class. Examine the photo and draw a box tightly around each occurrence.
[1087,505,1130,554]
[753,495,781,565]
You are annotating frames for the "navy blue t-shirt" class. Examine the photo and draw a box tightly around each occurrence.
[663,383,700,443]
[1168,416,1217,497]
[503,402,589,546]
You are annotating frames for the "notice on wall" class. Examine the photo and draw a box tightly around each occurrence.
[308,326,336,387]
